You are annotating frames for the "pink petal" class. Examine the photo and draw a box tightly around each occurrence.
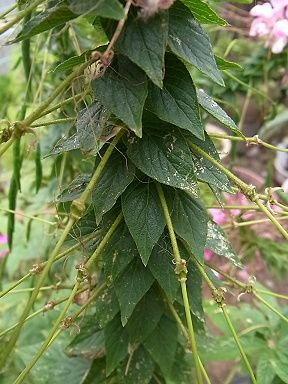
[271,35,288,52]
[250,3,273,18]
[250,19,270,37]
[204,249,213,261]
[0,234,8,244]
[272,18,288,37]
[209,208,226,225]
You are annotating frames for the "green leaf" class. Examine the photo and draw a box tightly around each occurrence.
[57,174,90,203]
[271,358,288,384]
[83,358,108,384]
[206,221,242,268]
[196,88,242,136]
[116,12,168,87]
[172,190,208,261]
[189,132,232,192]
[186,260,204,321]
[114,258,155,325]
[76,101,111,156]
[122,182,166,265]
[46,133,80,157]
[215,55,243,71]
[92,151,135,224]
[65,316,105,359]
[144,316,178,376]
[94,286,120,328]
[105,314,129,375]
[67,0,124,19]
[126,286,164,344]
[256,356,275,384]
[11,2,77,43]
[18,341,91,384]
[148,238,179,302]
[102,225,138,282]
[118,346,155,384]
[127,128,199,196]
[168,3,224,86]
[53,54,86,73]
[181,0,227,25]
[92,57,148,137]
[146,54,204,139]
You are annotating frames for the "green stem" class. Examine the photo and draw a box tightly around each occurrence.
[254,293,288,325]
[210,133,288,154]
[13,282,81,384]
[0,137,15,157]
[256,289,288,301]
[189,142,288,240]
[0,3,17,19]
[0,133,121,366]
[190,257,256,384]
[156,183,203,384]
[30,117,76,127]
[0,231,97,299]
[13,215,115,384]
[0,207,56,225]
[0,0,44,35]
[221,306,257,384]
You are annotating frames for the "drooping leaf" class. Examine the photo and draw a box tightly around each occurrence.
[126,286,164,344]
[118,346,155,384]
[102,225,138,282]
[53,54,87,73]
[83,358,108,384]
[196,88,242,136]
[205,220,242,267]
[172,190,208,261]
[114,258,155,325]
[168,2,224,85]
[270,358,288,384]
[76,101,111,156]
[105,314,129,375]
[122,182,166,265]
[18,341,91,384]
[92,57,148,137]
[92,151,135,224]
[65,316,105,359]
[146,54,204,139]
[67,0,125,19]
[144,316,178,376]
[181,0,227,25]
[57,174,90,203]
[215,55,243,71]
[11,2,77,43]
[189,132,232,192]
[127,128,199,196]
[256,356,275,384]
[148,238,179,302]
[46,133,80,157]
[94,286,120,328]
[166,346,194,384]
[117,12,168,87]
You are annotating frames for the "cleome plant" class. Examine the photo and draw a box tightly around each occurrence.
[0,1,288,383]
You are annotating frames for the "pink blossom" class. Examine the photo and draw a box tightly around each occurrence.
[0,234,8,259]
[249,0,288,53]
[209,208,226,225]
[204,249,213,261]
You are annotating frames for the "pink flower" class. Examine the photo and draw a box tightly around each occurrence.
[249,0,288,53]
[204,249,213,261]
[0,234,9,259]
[209,208,226,225]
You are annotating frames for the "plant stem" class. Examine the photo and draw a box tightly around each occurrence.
[210,133,288,154]
[0,133,122,367]
[189,142,288,240]
[0,207,56,225]
[167,301,211,384]
[0,0,44,35]
[221,306,257,384]
[0,3,17,19]
[13,210,118,383]
[30,117,76,127]
[0,231,97,299]
[156,183,203,384]
[190,256,256,384]
[0,137,15,157]
[254,293,288,325]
